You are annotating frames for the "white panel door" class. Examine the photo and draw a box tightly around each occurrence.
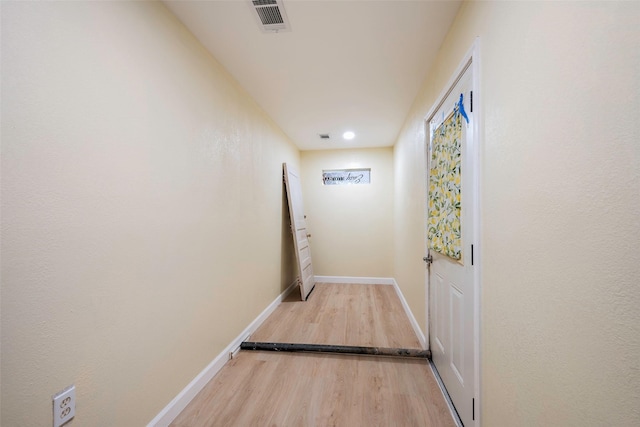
[426,64,476,426]
[283,163,315,300]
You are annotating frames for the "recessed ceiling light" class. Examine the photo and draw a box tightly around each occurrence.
[343,131,355,140]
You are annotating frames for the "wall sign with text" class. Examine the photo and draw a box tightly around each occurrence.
[322,168,371,185]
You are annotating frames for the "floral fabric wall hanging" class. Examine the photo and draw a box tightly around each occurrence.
[428,110,462,261]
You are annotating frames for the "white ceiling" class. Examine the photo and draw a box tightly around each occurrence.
[164,0,461,151]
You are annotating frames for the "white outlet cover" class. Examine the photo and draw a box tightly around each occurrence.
[53,385,75,427]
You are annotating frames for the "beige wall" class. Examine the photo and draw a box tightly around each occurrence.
[301,148,394,277]
[394,1,640,426]
[3,1,639,426]
[1,2,299,426]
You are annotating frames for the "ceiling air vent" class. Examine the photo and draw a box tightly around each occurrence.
[251,0,291,33]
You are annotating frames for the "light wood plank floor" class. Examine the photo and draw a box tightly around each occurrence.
[170,283,455,427]
[250,283,422,348]
[171,351,455,427]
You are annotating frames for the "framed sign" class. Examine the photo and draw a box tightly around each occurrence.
[322,168,371,185]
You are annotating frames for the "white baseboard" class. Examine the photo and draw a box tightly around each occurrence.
[147,281,298,427]
[391,279,427,350]
[429,360,464,427]
[314,275,394,285]
[148,277,427,426]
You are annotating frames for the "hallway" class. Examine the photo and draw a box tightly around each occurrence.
[3,2,638,426]
[170,284,455,426]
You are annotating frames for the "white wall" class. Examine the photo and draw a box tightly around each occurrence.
[394,1,640,425]
[301,148,394,277]
[1,2,298,425]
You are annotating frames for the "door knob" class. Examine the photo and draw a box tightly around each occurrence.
[423,255,433,265]
[307,234,312,238]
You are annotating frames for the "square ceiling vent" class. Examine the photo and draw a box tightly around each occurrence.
[250,0,291,33]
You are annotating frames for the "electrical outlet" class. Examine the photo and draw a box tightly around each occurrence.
[53,385,75,427]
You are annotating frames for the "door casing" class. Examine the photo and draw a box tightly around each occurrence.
[423,38,482,427]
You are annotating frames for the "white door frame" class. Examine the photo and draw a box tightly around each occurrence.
[423,38,482,426]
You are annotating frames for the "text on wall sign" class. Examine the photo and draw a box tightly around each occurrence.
[322,169,371,185]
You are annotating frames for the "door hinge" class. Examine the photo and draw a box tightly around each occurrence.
[472,397,475,420]
[470,91,473,112]
[471,244,474,266]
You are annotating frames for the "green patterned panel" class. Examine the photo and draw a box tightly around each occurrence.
[428,111,462,261]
